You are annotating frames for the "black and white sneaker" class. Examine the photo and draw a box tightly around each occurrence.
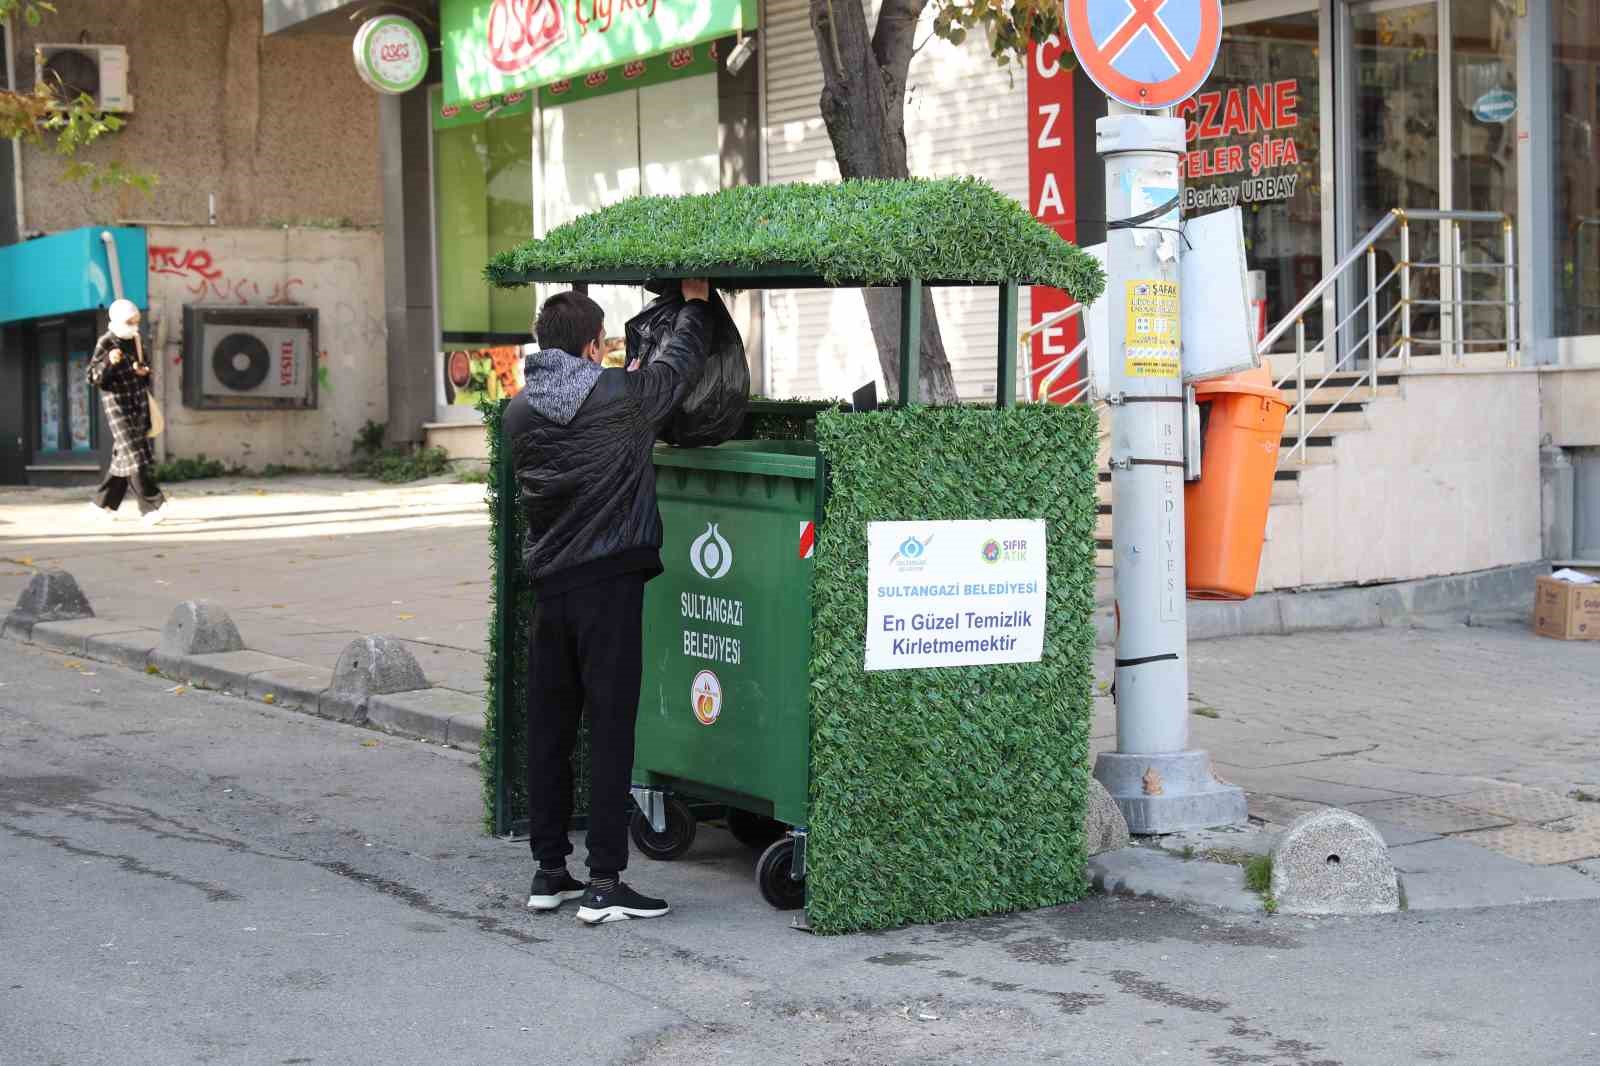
[526,868,587,911]
[575,882,670,925]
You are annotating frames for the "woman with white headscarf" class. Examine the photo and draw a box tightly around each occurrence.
[87,298,167,524]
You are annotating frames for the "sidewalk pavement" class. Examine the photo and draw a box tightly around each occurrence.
[4,475,1598,911]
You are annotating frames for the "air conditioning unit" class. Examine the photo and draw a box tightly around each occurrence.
[34,44,132,112]
[182,307,319,411]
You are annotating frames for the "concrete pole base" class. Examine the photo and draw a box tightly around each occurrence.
[1093,750,1248,835]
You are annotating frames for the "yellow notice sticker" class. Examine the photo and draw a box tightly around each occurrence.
[1125,280,1180,378]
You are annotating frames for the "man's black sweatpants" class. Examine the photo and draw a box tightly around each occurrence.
[525,571,645,876]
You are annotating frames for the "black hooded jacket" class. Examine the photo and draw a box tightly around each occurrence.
[504,300,710,595]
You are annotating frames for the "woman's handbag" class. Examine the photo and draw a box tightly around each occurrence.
[135,334,165,438]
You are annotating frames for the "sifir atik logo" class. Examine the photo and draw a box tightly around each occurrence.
[690,523,733,580]
[982,537,1030,564]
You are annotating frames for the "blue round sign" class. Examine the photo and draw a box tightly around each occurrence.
[1473,89,1517,124]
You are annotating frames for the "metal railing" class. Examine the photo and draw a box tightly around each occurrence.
[1016,207,1521,471]
[1261,208,1519,465]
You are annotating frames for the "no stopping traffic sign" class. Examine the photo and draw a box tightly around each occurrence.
[1065,0,1221,111]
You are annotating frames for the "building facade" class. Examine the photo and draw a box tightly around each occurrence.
[0,1,386,484]
[11,0,1591,582]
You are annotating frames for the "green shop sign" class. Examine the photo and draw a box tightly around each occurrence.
[442,0,756,107]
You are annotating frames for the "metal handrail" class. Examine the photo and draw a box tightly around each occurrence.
[1262,206,1520,467]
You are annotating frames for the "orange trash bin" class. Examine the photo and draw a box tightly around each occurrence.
[1185,366,1289,600]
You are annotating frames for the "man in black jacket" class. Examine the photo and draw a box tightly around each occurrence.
[505,281,711,925]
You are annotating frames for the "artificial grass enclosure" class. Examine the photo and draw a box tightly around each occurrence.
[806,405,1101,934]
[485,178,1105,299]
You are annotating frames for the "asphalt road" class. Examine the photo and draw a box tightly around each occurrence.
[2,639,1597,1066]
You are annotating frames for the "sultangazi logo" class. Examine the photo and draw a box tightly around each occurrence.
[487,0,566,74]
[690,523,733,580]
[890,534,933,573]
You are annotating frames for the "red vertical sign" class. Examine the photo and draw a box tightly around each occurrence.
[1027,35,1079,402]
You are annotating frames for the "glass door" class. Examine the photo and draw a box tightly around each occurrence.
[1337,0,1521,367]
[1343,0,1442,363]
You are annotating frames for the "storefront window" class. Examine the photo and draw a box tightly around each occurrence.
[536,73,720,344]
[1553,0,1600,338]
[434,100,535,340]
[1180,12,1322,345]
[1351,3,1441,354]
[1451,0,1517,346]
[34,321,96,454]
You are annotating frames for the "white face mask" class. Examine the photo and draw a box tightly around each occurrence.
[110,319,139,340]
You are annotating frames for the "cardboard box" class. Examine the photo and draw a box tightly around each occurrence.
[1534,576,1600,641]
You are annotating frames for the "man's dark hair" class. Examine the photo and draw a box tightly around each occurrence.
[535,291,605,357]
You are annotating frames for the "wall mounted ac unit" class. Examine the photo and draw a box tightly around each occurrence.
[182,306,319,411]
[34,44,132,112]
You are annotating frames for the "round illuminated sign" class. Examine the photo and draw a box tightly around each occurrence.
[353,16,428,95]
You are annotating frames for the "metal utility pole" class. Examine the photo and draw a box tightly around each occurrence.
[1091,103,1246,834]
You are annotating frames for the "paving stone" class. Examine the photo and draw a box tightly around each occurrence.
[1387,837,1600,910]
[1246,793,1326,827]
[1360,818,1440,848]
[1214,767,1404,808]
[1270,808,1399,916]
[1347,796,1512,835]
[1448,785,1585,826]
[1451,815,1600,866]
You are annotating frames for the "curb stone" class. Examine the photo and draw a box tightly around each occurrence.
[163,650,308,693]
[245,666,334,712]
[368,688,485,750]
[1087,846,1262,913]
[84,628,162,671]
[1,615,480,752]
[27,619,151,657]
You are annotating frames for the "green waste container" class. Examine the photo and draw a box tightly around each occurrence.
[629,439,822,910]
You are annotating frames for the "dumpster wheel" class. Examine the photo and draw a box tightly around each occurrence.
[727,808,786,851]
[629,795,697,861]
[756,837,806,910]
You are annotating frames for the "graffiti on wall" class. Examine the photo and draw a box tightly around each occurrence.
[149,245,306,306]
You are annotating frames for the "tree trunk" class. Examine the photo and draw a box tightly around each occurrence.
[808,0,960,404]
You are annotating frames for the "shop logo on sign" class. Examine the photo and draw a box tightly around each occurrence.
[487,0,567,74]
[691,669,723,726]
[690,524,733,580]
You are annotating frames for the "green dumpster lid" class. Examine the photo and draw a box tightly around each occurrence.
[485,178,1104,301]
[652,440,820,479]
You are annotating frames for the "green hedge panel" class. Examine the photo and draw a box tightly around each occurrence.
[807,404,1100,934]
[486,178,1105,300]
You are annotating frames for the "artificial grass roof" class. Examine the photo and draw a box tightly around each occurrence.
[485,178,1104,300]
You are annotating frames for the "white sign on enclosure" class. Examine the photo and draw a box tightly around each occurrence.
[865,519,1048,672]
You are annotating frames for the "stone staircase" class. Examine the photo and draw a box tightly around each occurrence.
[1093,371,1402,575]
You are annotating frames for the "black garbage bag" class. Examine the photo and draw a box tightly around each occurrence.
[625,285,750,448]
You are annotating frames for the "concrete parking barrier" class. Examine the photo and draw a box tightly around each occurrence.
[320,636,429,723]
[4,570,94,640]
[1271,808,1399,915]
